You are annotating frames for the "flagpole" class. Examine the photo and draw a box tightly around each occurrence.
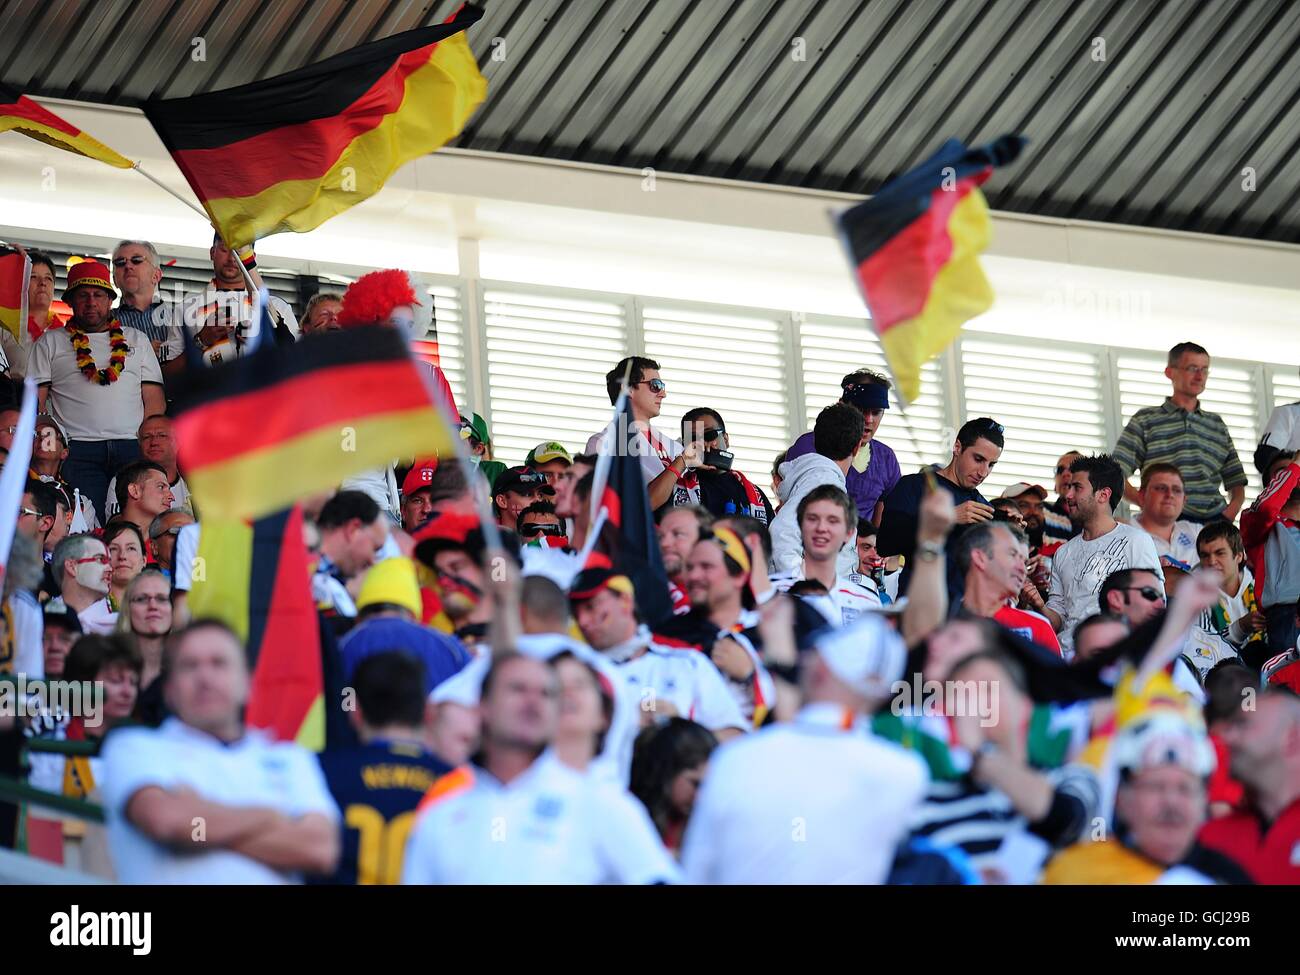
[589,358,637,523]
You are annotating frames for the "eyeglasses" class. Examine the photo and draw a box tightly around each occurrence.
[633,378,667,393]
[1177,365,1210,376]
[112,255,150,268]
[2,426,17,435]
[17,506,40,518]
[1121,586,1165,602]
[75,555,110,565]
[129,594,171,606]
[519,522,564,538]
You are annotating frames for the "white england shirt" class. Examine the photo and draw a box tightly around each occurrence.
[769,565,882,626]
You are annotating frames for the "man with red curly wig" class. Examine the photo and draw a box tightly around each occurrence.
[336,269,460,518]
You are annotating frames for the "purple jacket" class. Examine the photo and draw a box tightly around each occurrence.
[785,433,901,521]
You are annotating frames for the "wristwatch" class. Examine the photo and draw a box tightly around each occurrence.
[915,540,944,562]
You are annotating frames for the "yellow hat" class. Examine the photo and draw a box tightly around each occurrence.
[356,557,423,618]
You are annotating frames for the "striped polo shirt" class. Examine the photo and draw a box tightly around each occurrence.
[1112,397,1247,520]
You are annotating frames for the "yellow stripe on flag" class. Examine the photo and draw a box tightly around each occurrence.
[2,118,133,169]
[203,34,485,249]
[879,188,994,403]
[187,518,254,639]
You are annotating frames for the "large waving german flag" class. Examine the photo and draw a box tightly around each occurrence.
[0,251,28,343]
[142,4,486,250]
[170,318,457,523]
[834,135,1025,404]
[0,83,132,168]
[189,506,325,750]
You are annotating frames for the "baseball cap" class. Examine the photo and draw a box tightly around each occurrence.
[42,602,83,635]
[493,466,555,499]
[841,381,890,413]
[401,460,438,497]
[459,413,490,446]
[813,614,907,699]
[34,413,69,446]
[1111,713,1216,777]
[568,568,635,604]
[525,441,571,467]
[999,482,1048,500]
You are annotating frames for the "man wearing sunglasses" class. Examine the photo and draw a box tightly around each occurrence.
[680,408,774,526]
[516,500,567,546]
[493,466,556,531]
[111,240,185,378]
[586,356,701,511]
[49,533,116,635]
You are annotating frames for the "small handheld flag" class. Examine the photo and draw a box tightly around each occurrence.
[0,83,133,168]
[834,135,1026,404]
[0,250,29,342]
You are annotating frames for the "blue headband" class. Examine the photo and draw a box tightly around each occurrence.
[843,382,890,412]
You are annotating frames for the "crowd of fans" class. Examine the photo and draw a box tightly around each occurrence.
[2,235,1300,886]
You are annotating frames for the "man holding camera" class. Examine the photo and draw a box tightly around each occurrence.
[681,408,774,525]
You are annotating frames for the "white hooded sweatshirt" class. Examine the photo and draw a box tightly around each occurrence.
[770,453,858,576]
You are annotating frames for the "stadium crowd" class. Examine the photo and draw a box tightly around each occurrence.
[1,235,1300,886]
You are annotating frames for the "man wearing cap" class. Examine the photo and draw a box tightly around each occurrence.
[493,466,555,532]
[569,568,747,739]
[784,369,901,524]
[28,260,164,518]
[337,557,470,695]
[29,412,98,531]
[682,614,927,884]
[1044,713,1247,884]
[681,408,774,525]
[412,516,498,645]
[148,509,194,578]
[524,441,572,486]
[460,413,506,490]
[400,461,438,534]
[998,481,1057,588]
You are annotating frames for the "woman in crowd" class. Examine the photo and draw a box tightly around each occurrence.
[103,520,148,614]
[552,651,615,773]
[630,718,718,856]
[116,568,172,727]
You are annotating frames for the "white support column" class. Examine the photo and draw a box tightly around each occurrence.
[457,237,490,427]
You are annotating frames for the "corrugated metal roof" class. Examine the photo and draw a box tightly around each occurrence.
[3,0,1298,244]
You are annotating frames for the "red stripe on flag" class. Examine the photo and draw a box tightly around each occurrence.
[601,486,622,529]
[857,174,986,330]
[0,96,81,137]
[174,359,433,470]
[168,42,439,202]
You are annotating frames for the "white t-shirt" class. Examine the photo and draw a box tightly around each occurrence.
[1137,516,1202,570]
[616,640,748,733]
[2,590,44,678]
[682,703,928,884]
[172,522,201,591]
[585,424,698,507]
[769,565,882,626]
[100,718,339,884]
[1261,402,1300,454]
[28,325,163,441]
[104,472,192,521]
[77,598,118,636]
[1047,522,1164,658]
[402,750,679,885]
[181,285,299,364]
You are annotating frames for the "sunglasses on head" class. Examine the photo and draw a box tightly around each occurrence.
[519,521,564,538]
[634,378,666,393]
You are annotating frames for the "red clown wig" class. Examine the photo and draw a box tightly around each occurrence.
[337,268,421,327]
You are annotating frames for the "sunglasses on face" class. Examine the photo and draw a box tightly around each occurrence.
[112,256,150,268]
[634,378,667,393]
[696,427,725,442]
[1122,586,1164,602]
[519,521,564,538]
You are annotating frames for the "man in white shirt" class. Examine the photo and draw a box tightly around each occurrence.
[29,260,165,518]
[48,533,116,635]
[770,484,880,625]
[568,568,747,739]
[104,414,192,520]
[100,619,339,884]
[180,234,298,365]
[585,356,701,510]
[682,613,928,884]
[403,652,678,884]
[1134,463,1202,570]
[1196,521,1269,663]
[1256,393,1300,475]
[1042,454,1163,658]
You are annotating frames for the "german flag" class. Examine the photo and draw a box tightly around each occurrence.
[834,135,1025,404]
[0,251,28,343]
[142,4,486,250]
[170,318,457,523]
[0,83,132,168]
[189,506,325,749]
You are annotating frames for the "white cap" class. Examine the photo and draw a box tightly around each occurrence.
[1111,713,1216,777]
[813,614,908,699]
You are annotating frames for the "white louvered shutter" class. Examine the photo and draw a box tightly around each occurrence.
[1116,351,1263,503]
[482,287,629,467]
[642,301,790,488]
[799,315,949,476]
[959,337,1108,499]
[424,282,468,411]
